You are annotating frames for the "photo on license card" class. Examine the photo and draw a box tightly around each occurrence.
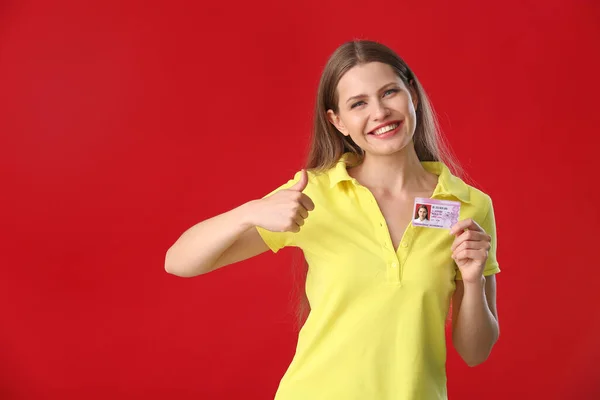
[412,197,461,229]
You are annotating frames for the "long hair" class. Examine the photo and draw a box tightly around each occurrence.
[292,40,462,329]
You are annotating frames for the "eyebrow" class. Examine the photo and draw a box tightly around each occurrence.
[345,82,399,105]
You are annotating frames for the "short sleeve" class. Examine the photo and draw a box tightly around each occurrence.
[255,171,304,253]
[456,196,501,280]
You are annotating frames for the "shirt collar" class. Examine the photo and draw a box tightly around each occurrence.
[327,152,471,203]
[328,153,358,188]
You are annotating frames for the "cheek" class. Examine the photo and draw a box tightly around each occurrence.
[405,106,418,134]
[390,97,417,130]
[345,114,368,135]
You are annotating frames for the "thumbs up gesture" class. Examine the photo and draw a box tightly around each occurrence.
[253,170,315,233]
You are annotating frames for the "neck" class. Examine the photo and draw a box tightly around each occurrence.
[349,143,436,196]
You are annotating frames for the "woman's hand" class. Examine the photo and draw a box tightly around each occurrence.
[450,219,492,284]
[250,170,315,233]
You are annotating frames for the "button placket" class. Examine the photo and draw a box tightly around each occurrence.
[395,227,414,283]
[356,183,401,283]
[377,218,400,282]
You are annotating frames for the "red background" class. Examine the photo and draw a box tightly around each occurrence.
[1,0,599,399]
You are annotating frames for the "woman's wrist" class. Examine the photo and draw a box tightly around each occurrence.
[237,200,261,230]
[462,275,486,292]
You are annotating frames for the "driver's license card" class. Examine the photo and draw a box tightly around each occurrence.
[412,197,461,229]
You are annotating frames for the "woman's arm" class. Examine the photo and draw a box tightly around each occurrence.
[449,216,500,367]
[451,275,499,367]
[164,200,269,277]
[165,170,314,277]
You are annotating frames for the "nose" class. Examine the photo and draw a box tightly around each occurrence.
[372,100,390,120]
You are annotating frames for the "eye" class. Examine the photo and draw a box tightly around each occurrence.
[384,88,399,97]
[350,101,365,109]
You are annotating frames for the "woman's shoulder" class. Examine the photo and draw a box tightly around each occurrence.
[464,182,493,203]
[440,165,493,205]
[439,167,495,220]
[457,180,496,223]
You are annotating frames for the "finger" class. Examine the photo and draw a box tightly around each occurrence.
[289,222,301,233]
[450,231,491,252]
[296,205,309,219]
[299,193,315,211]
[293,215,305,228]
[450,218,484,236]
[453,239,490,255]
[453,248,487,262]
[290,169,309,192]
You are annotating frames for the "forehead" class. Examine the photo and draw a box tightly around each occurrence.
[337,62,403,98]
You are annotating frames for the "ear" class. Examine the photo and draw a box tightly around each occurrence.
[327,109,349,136]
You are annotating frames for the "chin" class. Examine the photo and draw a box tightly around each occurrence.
[364,138,413,157]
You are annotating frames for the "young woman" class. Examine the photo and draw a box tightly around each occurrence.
[414,204,430,222]
[165,40,501,400]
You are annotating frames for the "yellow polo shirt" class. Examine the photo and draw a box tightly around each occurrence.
[257,153,500,400]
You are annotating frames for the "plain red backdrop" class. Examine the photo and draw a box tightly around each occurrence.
[1,0,599,399]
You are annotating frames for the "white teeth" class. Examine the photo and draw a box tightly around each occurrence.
[373,123,399,135]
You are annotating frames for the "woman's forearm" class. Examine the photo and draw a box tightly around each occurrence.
[164,201,258,277]
[452,277,499,367]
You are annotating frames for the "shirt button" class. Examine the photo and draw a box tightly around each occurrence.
[391,262,398,268]
[401,242,408,248]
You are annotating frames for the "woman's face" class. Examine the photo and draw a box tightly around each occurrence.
[327,62,418,157]
[418,207,427,219]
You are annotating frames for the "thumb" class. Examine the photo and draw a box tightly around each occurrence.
[290,169,308,192]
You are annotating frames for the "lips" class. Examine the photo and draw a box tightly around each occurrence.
[368,120,403,135]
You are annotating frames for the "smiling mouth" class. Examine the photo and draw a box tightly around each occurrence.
[369,121,401,135]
